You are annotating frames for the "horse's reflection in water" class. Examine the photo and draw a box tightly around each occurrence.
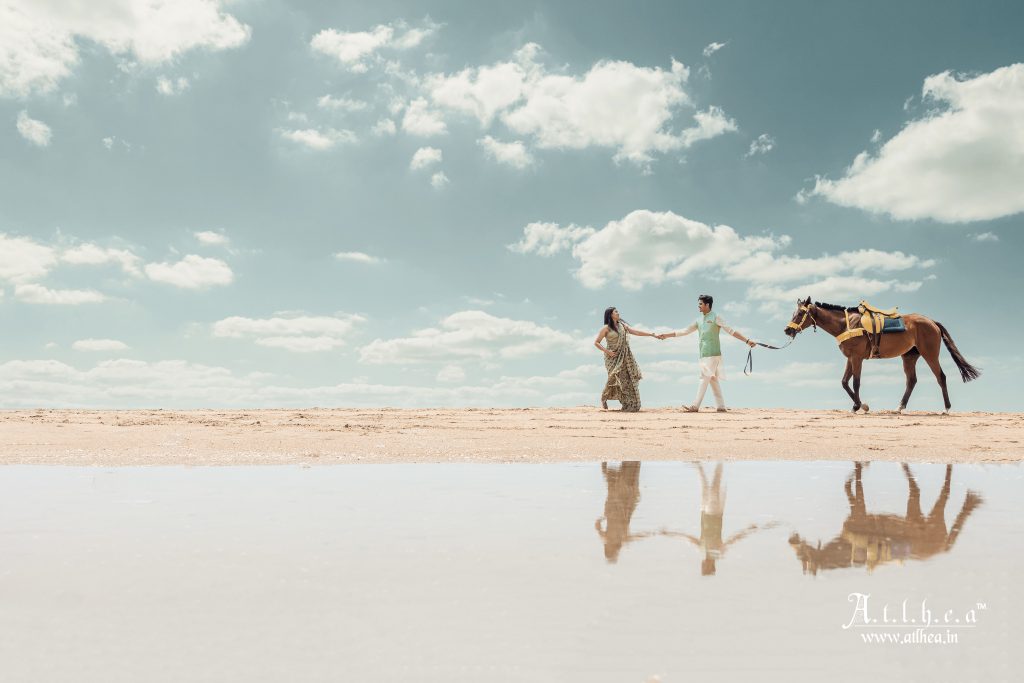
[789,463,983,575]
[660,462,777,576]
[595,461,653,563]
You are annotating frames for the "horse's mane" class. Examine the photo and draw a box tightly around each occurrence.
[814,301,859,313]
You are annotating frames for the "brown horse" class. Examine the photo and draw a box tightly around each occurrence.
[784,297,980,413]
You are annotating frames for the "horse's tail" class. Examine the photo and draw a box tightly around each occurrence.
[935,322,981,382]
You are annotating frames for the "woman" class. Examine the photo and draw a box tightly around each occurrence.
[594,307,656,412]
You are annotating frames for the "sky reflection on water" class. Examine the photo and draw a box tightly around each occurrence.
[1,461,1019,682]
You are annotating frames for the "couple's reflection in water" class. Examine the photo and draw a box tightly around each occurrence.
[595,461,649,562]
[788,462,984,574]
[661,462,778,575]
[596,461,774,574]
[596,460,983,576]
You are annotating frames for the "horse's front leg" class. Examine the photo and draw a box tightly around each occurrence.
[851,356,868,413]
[841,358,857,410]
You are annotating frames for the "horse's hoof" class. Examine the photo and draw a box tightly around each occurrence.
[896,407,904,415]
[861,404,870,413]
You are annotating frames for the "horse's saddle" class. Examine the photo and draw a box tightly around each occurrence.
[858,301,905,335]
[859,300,900,318]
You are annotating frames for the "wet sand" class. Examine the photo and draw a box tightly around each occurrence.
[1,408,1021,464]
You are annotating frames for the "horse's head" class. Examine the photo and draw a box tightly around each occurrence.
[784,296,814,338]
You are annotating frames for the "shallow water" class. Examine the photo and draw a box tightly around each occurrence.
[1,461,1020,682]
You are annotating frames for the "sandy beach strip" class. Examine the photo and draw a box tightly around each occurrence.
[0,408,1021,465]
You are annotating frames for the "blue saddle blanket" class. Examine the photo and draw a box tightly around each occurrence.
[881,317,906,333]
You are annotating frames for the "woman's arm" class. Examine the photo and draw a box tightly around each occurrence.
[593,326,615,356]
[623,323,655,337]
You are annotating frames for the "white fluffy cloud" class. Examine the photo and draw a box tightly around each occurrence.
[725,249,934,285]
[0,0,250,97]
[422,44,736,165]
[155,76,190,95]
[0,234,142,303]
[194,230,229,246]
[402,97,447,136]
[430,171,449,189]
[335,251,383,264]
[425,53,531,125]
[0,233,57,283]
[804,63,1024,222]
[61,243,142,276]
[278,127,357,150]
[409,146,442,170]
[72,338,129,352]
[510,210,933,309]
[212,314,365,353]
[972,232,999,242]
[145,255,233,289]
[16,110,51,146]
[1,234,240,301]
[0,358,596,408]
[317,95,368,111]
[478,136,534,169]
[436,364,466,383]
[746,361,902,388]
[0,359,258,407]
[747,276,924,308]
[372,118,397,136]
[360,310,579,364]
[310,20,438,73]
[508,222,595,257]
[15,283,106,304]
[513,210,784,290]
[703,41,728,58]
[746,133,775,157]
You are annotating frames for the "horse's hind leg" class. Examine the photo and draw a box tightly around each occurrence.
[922,349,952,413]
[898,348,920,413]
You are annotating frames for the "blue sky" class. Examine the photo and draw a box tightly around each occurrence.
[1,0,1022,410]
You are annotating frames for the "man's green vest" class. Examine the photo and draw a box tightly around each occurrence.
[697,311,721,358]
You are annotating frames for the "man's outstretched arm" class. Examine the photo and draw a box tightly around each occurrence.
[658,322,697,340]
[716,316,756,347]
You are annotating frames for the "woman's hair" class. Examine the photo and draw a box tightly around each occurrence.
[603,307,628,331]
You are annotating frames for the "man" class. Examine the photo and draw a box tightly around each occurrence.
[657,294,756,412]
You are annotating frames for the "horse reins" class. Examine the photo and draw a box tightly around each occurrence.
[741,303,813,376]
[743,339,794,376]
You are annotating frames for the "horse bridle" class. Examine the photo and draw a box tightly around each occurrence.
[786,303,818,333]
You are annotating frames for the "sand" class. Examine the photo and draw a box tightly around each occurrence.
[1,407,1021,465]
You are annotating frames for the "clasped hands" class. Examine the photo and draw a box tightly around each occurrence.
[652,332,757,347]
